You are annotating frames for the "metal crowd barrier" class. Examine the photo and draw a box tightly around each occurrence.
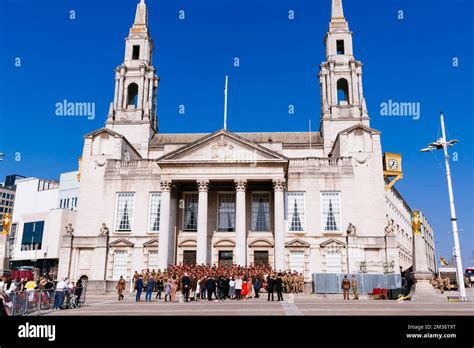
[1,287,87,316]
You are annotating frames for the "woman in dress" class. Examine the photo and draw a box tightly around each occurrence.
[241,278,248,299]
[170,275,177,302]
[247,277,254,299]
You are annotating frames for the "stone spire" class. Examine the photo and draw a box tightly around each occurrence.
[134,0,148,27]
[331,0,344,19]
[329,0,349,31]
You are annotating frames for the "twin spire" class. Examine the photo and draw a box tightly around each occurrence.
[331,0,345,19]
[329,0,349,31]
[133,0,148,28]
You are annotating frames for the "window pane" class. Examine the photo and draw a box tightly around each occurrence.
[183,193,198,231]
[112,250,128,279]
[148,250,159,270]
[286,193,305,232]
[218,194,235,232]
[326,251,342,273]
[148,193,161,232]
[321,192,341,232]
[115,193,135,231]
[251,193,270,231]
[21,221,44,250]
[290,250,305,274]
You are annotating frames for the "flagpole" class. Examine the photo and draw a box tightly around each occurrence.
[224,75,228,130]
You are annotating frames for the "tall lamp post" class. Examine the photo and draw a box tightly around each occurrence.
[420,111,466,301]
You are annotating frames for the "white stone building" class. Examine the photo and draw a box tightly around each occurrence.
[57,0,435,291]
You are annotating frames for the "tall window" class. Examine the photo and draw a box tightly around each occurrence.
[148,250,159,270]
[251,193,270,231]
[326,251,342,273]
[21,221,44,251]
[132,45,140,60]
[290,250,305,274]
[337,78,349,104]
[112,250,128,279]
[115,193,135,231]
[183,193,198,231]
[217,193,236,232]
[321,192,341,232]
[286,192,305,232]
[127,83,139,108]
[148,193,161,232]
[336,40,345,55]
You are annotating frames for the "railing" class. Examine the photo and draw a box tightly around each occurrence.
[1,287,86,316]
[114,160,157,169]
[289,157,352,168]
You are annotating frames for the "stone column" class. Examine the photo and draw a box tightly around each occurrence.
[118,75,125,109]
[157,180,172,270]
[273,179,286,271]
[113,76,119,108]
[196,180,209,265]
[234,179,247,266]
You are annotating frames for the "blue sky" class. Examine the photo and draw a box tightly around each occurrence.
[0,0,472,267]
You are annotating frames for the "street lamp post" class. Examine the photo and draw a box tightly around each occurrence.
[420,111,466,301]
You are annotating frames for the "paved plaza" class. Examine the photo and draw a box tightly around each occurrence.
[46,290,474,316]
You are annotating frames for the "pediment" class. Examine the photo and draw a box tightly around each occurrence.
[109,238,134,247]
[213,239,236,248]
[157,129,288,164]
[248,239,274,248]
[320,238,346,248]
[285,239,310,248]
[339,124,380,136]
[178,239,197,247]
[143,238,159,247]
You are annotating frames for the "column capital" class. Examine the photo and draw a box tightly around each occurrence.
[160,180,172,192]
[234,179,248,192]
[272,178,286,192]
[197,179,210,192]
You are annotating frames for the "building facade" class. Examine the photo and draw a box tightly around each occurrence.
[57,0,435,291]
[8,174,78,278]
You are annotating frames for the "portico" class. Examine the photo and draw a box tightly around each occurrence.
[155,129,288,270]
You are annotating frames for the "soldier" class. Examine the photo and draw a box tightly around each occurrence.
[299,273,304,293]
[116,276,126,300]
[351,275,359,300]
[444,277,451,291]
[437,275,444,294]
[342,275,350,300]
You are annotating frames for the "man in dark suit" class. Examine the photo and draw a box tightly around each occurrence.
[181,273,191,302]
[207,277,216,301]
[266,275,275,301]
[135,275,143,302]
[275,273,284,301]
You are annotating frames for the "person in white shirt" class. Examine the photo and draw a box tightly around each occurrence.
[229,277,236,299]
[53,278,67,310]
[235,276,243,300]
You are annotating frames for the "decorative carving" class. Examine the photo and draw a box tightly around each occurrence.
[196,179,210,192]
[160,180,172,192]
[211,135,234,160]
[384,219,395,236]
[346,223,357,235]
[234,179,247,192]
[64,223,74,236]
[383,260,395,274]
[272,178,286,192]
[99,223,109,236]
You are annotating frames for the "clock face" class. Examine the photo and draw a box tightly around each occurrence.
[388,159,399,170]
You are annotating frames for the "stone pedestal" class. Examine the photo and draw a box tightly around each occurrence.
[409,271,445,302]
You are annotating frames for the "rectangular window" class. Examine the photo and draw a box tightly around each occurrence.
[148,193,161,232]
[286,192,305,232]
[336,40,345,55]
[115,193,135,231]
[132,45,140,60]
[112,250,128,279]
[326,252,342,273]
[321,192,341,232]
[254,251,269,266]
[21,221,44,250]
[251,193,271,232]
[183,193,199,231]
[217,193,236,232]
[289,250,305,274]
[148,250,159,270]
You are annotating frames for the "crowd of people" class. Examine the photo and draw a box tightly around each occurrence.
[120,264,305,303]
[0,275,84,315]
